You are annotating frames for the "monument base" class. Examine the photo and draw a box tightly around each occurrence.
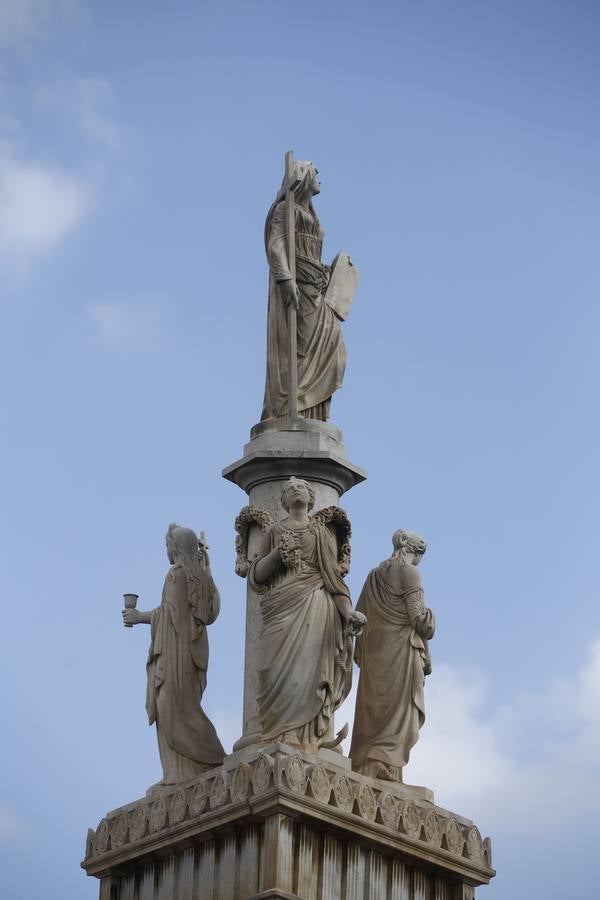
[82,745,494,899]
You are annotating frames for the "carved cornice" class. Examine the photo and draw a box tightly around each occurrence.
[83,747,494,885]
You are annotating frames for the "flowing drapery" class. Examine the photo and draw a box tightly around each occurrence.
[261,201,346,421]
[249,522,352,744]
[350,563,435,772]
[146,565,224,783]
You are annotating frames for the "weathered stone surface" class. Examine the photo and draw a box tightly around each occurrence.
[261,155,358,423]
[82,744,494,898]
[324,250,360,322]
[223,418,366,498]
[223,421,366,751]
[351,529,435,782]
[243,478,364,752]
[120,524,224,786]
[84,151,496,900]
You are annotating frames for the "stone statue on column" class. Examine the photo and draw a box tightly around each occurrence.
[350,529,435,782]
[121,523,224,786]
[262,156,359,422]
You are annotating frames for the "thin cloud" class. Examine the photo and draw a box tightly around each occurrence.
[0,807,27,840]
[211,709,243,755]
[37,76,123,152]
[0,149,91,259]
[575,638,600,762]
[0,0,79,45]
[336,636,600,835]
[88,302,162,348]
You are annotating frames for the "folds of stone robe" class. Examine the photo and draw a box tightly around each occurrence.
[261,200,346,421]
[146,565,224,784]
[249,521,352,745]
[350,563,435,773]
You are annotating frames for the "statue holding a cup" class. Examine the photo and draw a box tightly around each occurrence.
[121,524,224,786]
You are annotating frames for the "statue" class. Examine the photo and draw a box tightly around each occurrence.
[350,530,435,781]
[248,477,366,749]
[121,524,225,785]
[261,154,359,422]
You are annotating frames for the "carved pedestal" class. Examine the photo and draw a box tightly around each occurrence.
[82,745,494,899]
[223,418,366,749]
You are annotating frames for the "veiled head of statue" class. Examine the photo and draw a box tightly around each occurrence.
[392,529,427,560]
[165,523,199,564]
[280,476,316,513]
[279,160,320,200]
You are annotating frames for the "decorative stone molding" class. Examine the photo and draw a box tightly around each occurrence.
[308,764,331,803]
[424,809,442,848]
[149,798,167,834]
[94,818,110,855]
[356,783,377,822]
[129,805,147,842]
[467,826,484,864]
[84,747,493,878]
[231,762,252,801]
[189,781,208,817]
[332,773,353,812]
[445,816,463,855]
[251,753,274,795]
[110,813,129,850]
[379,792,400,830]
[283,753,307,794]
[209,770,229,810]
[402,800,421,839]
[169,790,187,826]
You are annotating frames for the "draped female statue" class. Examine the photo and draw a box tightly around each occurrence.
[350,530,435,781]
[248,477,365,749]
[261,159,352,422]
[122,524,224,785]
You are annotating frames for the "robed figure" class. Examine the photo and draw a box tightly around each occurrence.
[122,524,224,785]
[262,160,348,422]
[350,530,435,782]
[249,478,365,748]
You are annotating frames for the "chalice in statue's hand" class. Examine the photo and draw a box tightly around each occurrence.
[122,593,139,628]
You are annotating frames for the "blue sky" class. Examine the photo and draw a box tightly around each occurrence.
[1,2,599,898]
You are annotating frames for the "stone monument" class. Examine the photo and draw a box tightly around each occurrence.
[121,524,225,788]
[350,530,434,782]
[82,152,495,899]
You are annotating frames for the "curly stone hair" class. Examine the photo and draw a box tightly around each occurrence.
[391,529,427,560]
[280,477,316,513]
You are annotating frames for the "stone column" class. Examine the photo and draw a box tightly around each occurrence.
[223,418,366,749]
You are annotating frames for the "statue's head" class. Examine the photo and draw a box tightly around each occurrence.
[392,529,427,564]
[283,160,320,199]
[280,477,316,513]
[166,523,199,566]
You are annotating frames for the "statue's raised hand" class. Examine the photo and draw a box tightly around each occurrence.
[122,608,143,626]
[279,278,299,309]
